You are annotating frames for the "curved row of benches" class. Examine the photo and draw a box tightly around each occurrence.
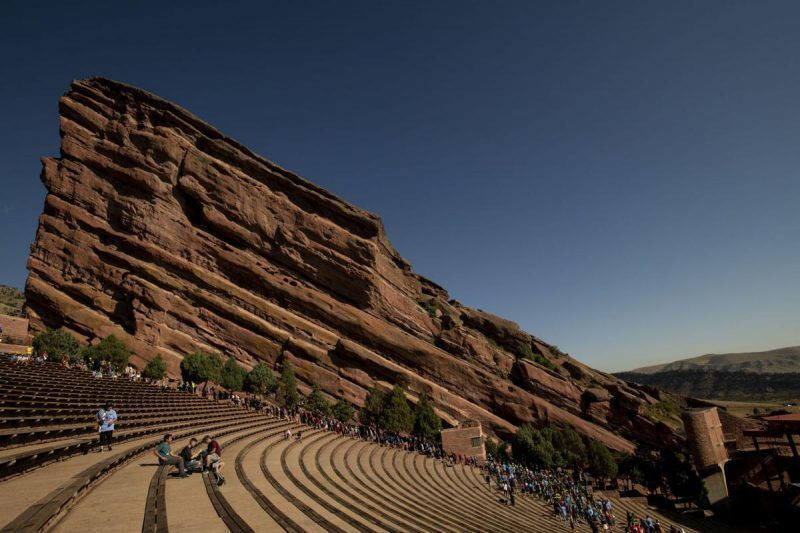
[47,420,723,533]
[0,356,737,532]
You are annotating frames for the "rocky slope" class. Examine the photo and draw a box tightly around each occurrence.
[26,78,682,452]
[0,285,25,317]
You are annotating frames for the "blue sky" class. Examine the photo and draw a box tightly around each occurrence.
[1,1,798,371]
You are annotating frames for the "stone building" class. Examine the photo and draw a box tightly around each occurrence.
[441,419,486,464]
[683,407,728,469]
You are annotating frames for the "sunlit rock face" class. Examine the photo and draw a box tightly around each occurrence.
[26,78,681,452]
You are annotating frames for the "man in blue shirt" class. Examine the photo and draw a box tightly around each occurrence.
[96,402,117,452]
[154,433,187,478]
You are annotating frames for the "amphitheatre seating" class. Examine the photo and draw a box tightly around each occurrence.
[0,356,745,532]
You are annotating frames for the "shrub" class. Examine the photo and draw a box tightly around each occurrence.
[142,354,167,381]
[645,400,680,421]
[32,328,80,362]
[418,299,440,319]
[516,342,555,370]
[244,362,277,396]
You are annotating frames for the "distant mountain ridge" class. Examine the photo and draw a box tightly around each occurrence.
[616,369,800,401]
[630,346,800,375]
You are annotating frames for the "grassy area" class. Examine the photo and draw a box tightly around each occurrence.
[517,342,556,370]
[646,400,681,421]
[417,299,439,319]
[709,399,800,417]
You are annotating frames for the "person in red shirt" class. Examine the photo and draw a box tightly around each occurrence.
[202,435,225,485]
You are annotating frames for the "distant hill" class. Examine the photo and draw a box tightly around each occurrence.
[630,346,800,374]
[0,285,24,317]
[616,369,800,402]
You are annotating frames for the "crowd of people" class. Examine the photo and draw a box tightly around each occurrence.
[482,456,685,533]
[253,405,686,533]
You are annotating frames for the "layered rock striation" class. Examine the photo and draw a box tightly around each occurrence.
[26,78,680,452]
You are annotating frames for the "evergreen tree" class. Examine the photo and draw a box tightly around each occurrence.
[304,385,330,415]
[486,439,512,463]
[82,335,132,372]
[659,450,708,506]
[360,386,386,427]
[142,354,167,381]
[332,398,355,423]
[277,360,299,409]
[244,362,277,396]
[180,350,223,384]
[413,393,442,441]
[220,356,246,391]
[206,352,223,383]
[587,440,618,485]
[551,427,587,470]
[32,328,80,362]
[381,386,415,434]
[513,424,556,468]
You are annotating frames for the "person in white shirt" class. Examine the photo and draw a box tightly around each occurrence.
[97,402,117,452]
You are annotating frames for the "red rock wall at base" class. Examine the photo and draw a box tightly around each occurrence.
[0,315,29,345]
[25,78,684,453]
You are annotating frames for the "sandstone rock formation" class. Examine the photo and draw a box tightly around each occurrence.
[26,78,681,452]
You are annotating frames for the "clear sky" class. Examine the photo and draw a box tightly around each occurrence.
[1,1,798,372]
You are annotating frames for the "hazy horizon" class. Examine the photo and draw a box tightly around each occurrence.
[2,1,799,372]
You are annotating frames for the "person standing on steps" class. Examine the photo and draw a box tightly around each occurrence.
[96,401,117,452]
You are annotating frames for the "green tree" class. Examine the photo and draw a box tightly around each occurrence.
[180,350,223,384]
[360,386,386,427]
[486,439,511,463]
[244,362,277,396]
[381,386,415,434]
[83,335,132,372]
[277,360,299,409]
[413,393,442,441]
[551,427,587,470]
[659,450,708,507]
[304,385,331,415]
[32,328,80,362]
[587,440,618,486]
[142,354,167,381]
[513,424,556,468]
[220,356,246,391]
[332,398,355,423]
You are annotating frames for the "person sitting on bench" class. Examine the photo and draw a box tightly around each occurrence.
[179,437,203,472]
[202,435,225,485]
[154,433,187,478]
